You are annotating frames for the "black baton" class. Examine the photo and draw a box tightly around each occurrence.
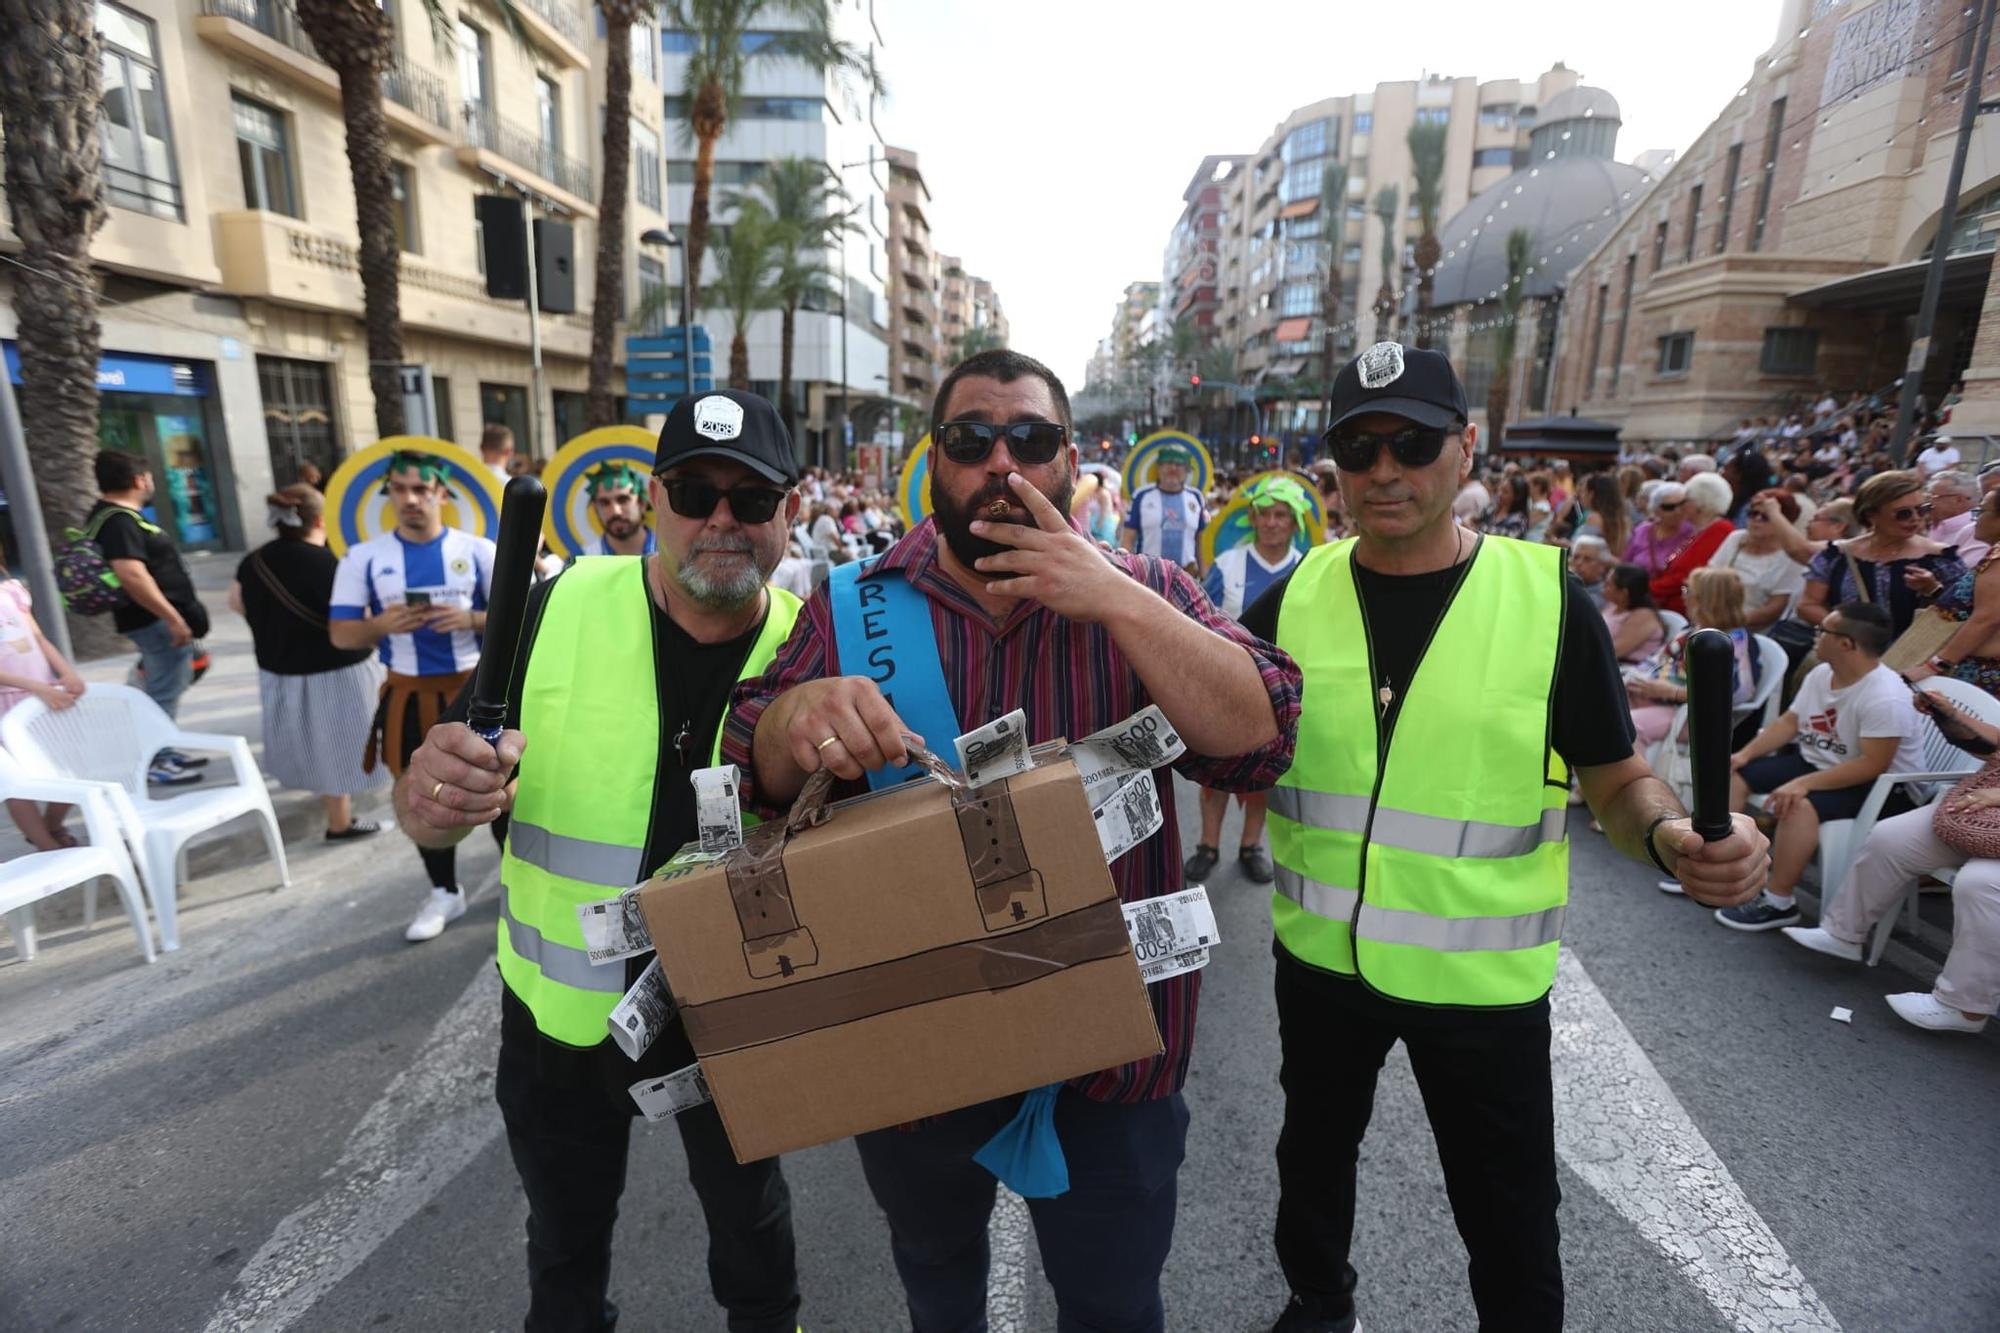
[469,476,548,747]
[1684,627,1735,842]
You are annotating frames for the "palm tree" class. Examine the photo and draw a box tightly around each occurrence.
[661,0,881,327]
[0,0,107,545]
[1318,162,1347,427]
[293,0,409,436]
[585,0,658,428]
[1485,228,1534,446]
[1372,185,1399,343]
[733,156,849,438]
[1407,121,1448,350]
[704,200,781,387]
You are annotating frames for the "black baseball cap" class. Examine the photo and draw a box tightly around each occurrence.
[652,389,800,485]
[1325,342,1470,434]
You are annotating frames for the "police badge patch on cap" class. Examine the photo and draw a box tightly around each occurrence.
[1359,342,1406,390]
[692,395,745,442]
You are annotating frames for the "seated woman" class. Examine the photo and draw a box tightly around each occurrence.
[1602,563,1667,664]
[1649,472,1738,615]
[1794,470,1965,641]
[1625,565,1761,750]
[1783,687,1998,1034]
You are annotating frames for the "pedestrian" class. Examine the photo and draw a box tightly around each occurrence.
[228,485,387,841]
[1121,443,1208,573]
[0,552,87,850]
[1241,342,1770,1333]
[1188,474,1311,886]
[481,422,516,486]
[298,461,325,492]
[726,348,1301,1333]
[579,462,655,557]
[88,448,210,784]
[398,390,808,1332]
[328,450,497,941]
[1916,433,1962,479]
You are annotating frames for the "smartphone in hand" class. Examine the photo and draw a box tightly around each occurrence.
[403,591,433,609]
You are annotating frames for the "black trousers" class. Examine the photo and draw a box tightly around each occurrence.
[494,989,800,1333]
[1272,946,1563,1332]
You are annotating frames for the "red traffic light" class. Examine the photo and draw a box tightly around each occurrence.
[1250,434,1261,445]
[1190,374,1201,388]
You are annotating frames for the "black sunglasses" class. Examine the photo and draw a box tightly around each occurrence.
[659,477,789,525]
[1886,502,1933,522]
[936,419,1069,466]
[1323,422,1454,473]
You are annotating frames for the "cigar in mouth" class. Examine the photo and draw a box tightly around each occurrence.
[985,499,1013,519]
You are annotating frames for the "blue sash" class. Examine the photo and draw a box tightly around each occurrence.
[828,559,962,791]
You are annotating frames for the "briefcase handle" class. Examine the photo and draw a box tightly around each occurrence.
[781,734,967,835]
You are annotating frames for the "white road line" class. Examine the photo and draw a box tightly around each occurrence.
[985,1186,1031,1333]
[1553,949,1841,1333]
[201,961,505,1333]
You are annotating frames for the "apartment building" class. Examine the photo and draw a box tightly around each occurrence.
[1165,155,1245,348]
[884,145,939,406]
[0,0,674,552]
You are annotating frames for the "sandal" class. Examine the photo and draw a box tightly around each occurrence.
[325,819,384,842]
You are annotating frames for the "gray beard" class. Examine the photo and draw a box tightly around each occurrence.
[674,554,764,609]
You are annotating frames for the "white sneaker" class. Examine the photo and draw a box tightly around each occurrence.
[1657,878,1685,895]
[405,886,467,942]
[1781,926,1864,962]
[1885,991,1989,1034]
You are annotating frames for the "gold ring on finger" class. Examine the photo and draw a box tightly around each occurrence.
[432,779,445,801]
[817,735,841,752]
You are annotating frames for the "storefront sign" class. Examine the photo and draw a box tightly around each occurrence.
[1820,0,1919,107]
[3,342,211,397]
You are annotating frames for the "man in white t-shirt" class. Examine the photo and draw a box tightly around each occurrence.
[1120,445,1206,572]
[1717,603,1924,931]
[480,422,515,486]
[330,451,498,942]
[1916,434,1962,479]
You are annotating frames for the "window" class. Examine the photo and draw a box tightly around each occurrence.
[537,75,562,152]
[1279,282,1316,316]
[636,254,667,334]
[1683,184,1702,264]
[1280,160,1326,205]
[256,355,338,486]
[233,95,297,218]
[1353,112,1372,132]
[668,159,767,186]
[431,374,455,444]
[1760,327,1819,376]
[1517,105,1538,128]
[456,19,490,110]
[1282,117,1332,163]
[1346,201,1366,221]
[1611,255,1636,391]
[1479,105,1514,128]
[1288,215,1323,240]
[662,29,695,53]
[632,18,656,84]
[740,97,822,120]
[1750,96,1785,252]
[664,95,687,121]
[1651,220,1669,272]
[1473,147,1514,168]
[1414,107,1450,127]
[1585,281,1608,392]
[1715,143,1742,253]
[391,161,420,253]
[96,2,181,219]
[1343,242,1363,265]
[631,120,662,211]
[481,382,531,456]
[553,390,588,444]
[1657,331,1694,376]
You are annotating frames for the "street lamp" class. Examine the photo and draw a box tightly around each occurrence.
[639,226,693,404]
[835,150,884,471]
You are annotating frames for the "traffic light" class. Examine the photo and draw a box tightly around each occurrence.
[1249,434,1261,446]
[1190,373,1202,388]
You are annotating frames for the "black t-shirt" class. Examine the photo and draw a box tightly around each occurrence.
[445,571,779,1087]
[235,540,373,676]
[90,499,204,635]
[1241,542,1634,1028]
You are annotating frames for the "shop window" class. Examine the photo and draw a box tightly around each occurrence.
[1760,328,1818,376]
[233,94,298,218]
[1657,331,1694,377]
[257,355,338,487]
[96,2,182,219]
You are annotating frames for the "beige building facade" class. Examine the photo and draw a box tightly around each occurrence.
[885,145,940,406]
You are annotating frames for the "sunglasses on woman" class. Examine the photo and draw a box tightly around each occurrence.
[1323,422,1453,473]
[936,420,1069,466]
[658,477,790,525]
[1885,502,1934,522]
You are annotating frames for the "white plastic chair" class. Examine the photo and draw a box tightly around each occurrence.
[1814,675,2000,922]
[2,684,289,952]
[1657,610,1689,644]
[1645,633,1787,801]
[0,749,154,963]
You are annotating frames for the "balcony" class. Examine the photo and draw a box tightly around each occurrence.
[214,209,593,357]
[456,104,596,217]
[195,0,454,144]
[508,0,590,67]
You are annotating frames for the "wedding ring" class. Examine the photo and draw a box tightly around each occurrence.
[431,780,446,801]
[816,735,841,752]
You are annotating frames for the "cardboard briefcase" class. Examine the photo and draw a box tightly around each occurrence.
[635,749,1164,1164]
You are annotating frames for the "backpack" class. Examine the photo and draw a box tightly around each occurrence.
[56,507,157,616]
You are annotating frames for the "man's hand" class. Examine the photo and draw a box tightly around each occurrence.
[372,603,427,637]
[1728,748,1751,771]
[768,676,917,782]
[969,473,1141,622]
[165,613,193,648]
[424,606,479,633]
[1765,778,1810,820]
[1656,814,1768,907]
[404,722,524,830]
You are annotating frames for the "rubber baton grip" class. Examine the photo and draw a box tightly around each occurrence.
[468,476,547,746]
[1684,627,1735,842]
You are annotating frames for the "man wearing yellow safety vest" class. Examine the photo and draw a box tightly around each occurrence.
[396,390,807,1333]
[1236,344,1773,1333]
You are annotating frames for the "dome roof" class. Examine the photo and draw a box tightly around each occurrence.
[1537,85,1621,127]
[1422,156,1654,309]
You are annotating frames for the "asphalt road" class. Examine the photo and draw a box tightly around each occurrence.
[4,766,1997,1333]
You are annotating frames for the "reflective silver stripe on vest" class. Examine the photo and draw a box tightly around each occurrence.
[1267,788,1566,859]
[508,819,646,887]
[499,885,627,993]
[1275,865,1565,952]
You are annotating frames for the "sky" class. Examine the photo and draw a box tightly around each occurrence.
[873,0,1794,391]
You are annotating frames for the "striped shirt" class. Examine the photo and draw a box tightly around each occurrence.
[723,516,1301,1104]
[329,528,494,676]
